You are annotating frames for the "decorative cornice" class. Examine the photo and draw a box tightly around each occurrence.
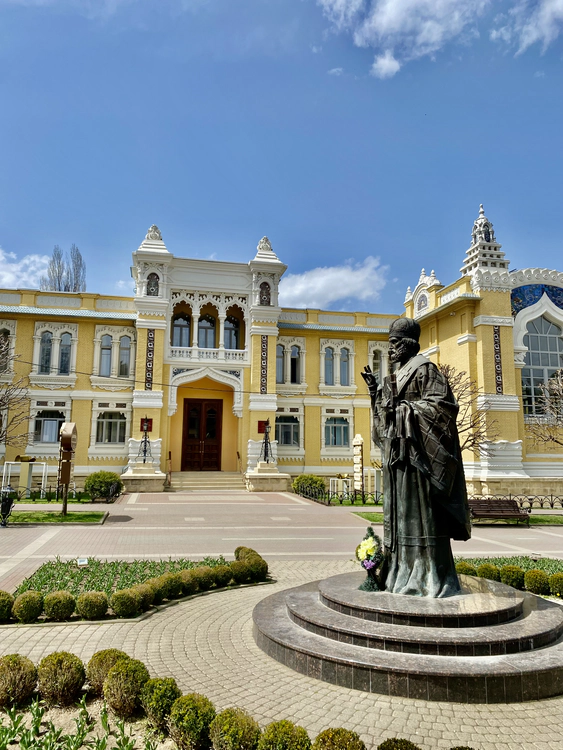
[510,268,563,289]
[90,376,134,392]
[469,269,511,292]
[457,334,477,345]
[473,315,513,327]
[477,394,521,412]
[132,390,164,409]
[29,374,77,390]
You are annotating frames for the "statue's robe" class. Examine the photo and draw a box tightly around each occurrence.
[372,355,471,598]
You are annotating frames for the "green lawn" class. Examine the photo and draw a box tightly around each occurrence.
[8,511,106,524]
[353,511,563,525]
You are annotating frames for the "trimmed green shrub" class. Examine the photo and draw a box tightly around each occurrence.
[257,720,311,750]
[0,654,37,707]
[550,572,563,596]
[313,728,366,750]
[213,565,234,589]
[455,562,477,577]
[87,649,131,696]
[476,563,500,582]
[44,590,76,621]
[210,708,261,750]
[180,569,199,595]
[500,565,525,590]
[292,475,325,496]
[0,591,14,623]
[141,677,182,731]
[376,741,422,750]
[156,571,184,600]
[110,588,142,618]
[12,590,44,624]
[84,471,123,500]
[229,561,252,585]
[76,591,108,620]
[37,651,85,706]
[191,566,215,592]
[130,583,155,610]
[103,658,150,718]
[244,555,268,583]
[146,577,167,605]
[234,547,255,561]
[524,569,550,595]
[170,693,217,750]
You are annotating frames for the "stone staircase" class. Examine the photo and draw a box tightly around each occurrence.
[169,471,246,492]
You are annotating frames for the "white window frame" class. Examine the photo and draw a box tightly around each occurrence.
[368,341,390,384]
[319,339,356,397]
[275,404,305,461]
[30,322,78,389]
[26,395,72,458]
[91,325,136,391]
[321,405,354,460]
[88,398,132,459]
[0,319,16,384]
[276,337,307,395]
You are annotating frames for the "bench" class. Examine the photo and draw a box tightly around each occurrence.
[468,497,531,526]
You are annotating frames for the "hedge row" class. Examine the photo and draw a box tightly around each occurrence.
[0,649,472,750]
[455,560,563,596]
[0,548,268,625]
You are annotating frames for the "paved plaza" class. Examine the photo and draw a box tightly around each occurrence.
[1,491,563,749]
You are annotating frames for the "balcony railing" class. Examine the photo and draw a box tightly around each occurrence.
[167,346,249,363]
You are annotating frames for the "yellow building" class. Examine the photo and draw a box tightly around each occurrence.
[1,208,563,494]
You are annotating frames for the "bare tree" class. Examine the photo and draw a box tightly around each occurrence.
[525,369,563,449]
[438,364,499,456]
[0,336,29,449]
[40,244,86,292]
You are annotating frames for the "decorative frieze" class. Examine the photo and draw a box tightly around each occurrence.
[145,329,155,390]
[260,336,268,394]
[493,325,503,394]
[473,316,513,327]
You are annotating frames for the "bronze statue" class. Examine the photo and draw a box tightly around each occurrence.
[362,318,471,598]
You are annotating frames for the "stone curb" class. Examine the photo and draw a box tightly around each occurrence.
[5,511,110,527]
[0,579,276,629]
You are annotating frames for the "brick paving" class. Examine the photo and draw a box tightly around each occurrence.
[1,559,563,749]
[1,491,563,749]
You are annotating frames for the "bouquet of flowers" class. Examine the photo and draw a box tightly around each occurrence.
[355,526,384,591]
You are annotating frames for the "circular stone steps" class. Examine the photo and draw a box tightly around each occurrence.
[253,572,563,703]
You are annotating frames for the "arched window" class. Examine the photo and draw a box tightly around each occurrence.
[259,282,271,306]
[324,347,334,386]
[146,273,159,296]
[39,332,52,374]
[96,411,127,443]
[198,315,216,348]
[275,415,300,446]
[325,417,349,447]
[340,347,350,386]
[59,333,72,375]
[119,336,131,378]
[100,334,112,377]
[522,316,563,416]
[276,344,284,384]
[34,410,65,443]
[417,294,428,313]
[0,329,9,374]
[372,350,381,382]
[171,315,191,347]
[290,346,301,384]
[224,316,239,349]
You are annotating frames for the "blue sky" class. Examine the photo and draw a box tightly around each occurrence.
[0,0,561,315]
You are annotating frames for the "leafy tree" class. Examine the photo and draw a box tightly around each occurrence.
[438,364,499,456]
[40,244,86,292]
[0,335,29,449]
[525,368,563,449]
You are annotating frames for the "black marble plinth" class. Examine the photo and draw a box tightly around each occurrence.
[253,572,563,703]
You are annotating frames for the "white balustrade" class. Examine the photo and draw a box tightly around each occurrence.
[167,346,248,363]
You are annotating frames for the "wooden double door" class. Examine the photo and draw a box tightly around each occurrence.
[181,399,223,471]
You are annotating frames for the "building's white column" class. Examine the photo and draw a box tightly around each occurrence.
[51,337,61,375]
[110,340,120,378]
[92,338,101,376]
[335,351,342,386]
[284,347,291,384]
[218,315,226,350]
[191,306,200,350]
[244,315,250,354]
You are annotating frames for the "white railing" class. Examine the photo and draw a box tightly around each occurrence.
[167,346,248,363]
[439,288,461,305]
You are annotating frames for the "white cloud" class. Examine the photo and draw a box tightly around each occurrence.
[278,256,387,310]
[328,66,344,74]
[534,69,546,76]
[311,44,323,53]
[371,49,401,77]
[318,0,563,76]
[0,247,50,289]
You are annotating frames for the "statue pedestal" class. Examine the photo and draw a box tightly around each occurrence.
[245,462,291,492]
[121,461,166,493]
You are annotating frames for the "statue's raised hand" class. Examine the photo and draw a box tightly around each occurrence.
[361,365,379,397]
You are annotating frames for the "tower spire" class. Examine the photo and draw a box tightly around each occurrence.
[460,204,508,278]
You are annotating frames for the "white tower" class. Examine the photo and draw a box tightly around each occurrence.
[460,205,509,278]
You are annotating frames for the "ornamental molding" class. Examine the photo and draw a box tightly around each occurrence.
[250,324,279,336]
[320,338,355,352]
[94,324,136,340]
[277,335,306,352]
[473,316,513,327]
[248,392,278,412]
[510,268,563,288]
[318,385,358,398]
[469,268,511,292]
[34,321,79,337]
[146,225,162,241]
[169,367,243,417]
[457,334,477,345]
[513,293,563,352]
[132,390,164,409]
[37,295,81,309]
[0,319,17,336]
[279,312,307,323]
[171,290,248,315]
[421,345,439,357]
[29,374,77,390]
[476,394,520,412]
[90,376,134,392]
[88,446,129,461]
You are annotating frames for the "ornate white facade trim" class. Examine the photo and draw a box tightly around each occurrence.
[88,398,132,460]
[276,336,307,396]
[0,319,17,382]
[319,338,357,397]
[479,440,527,478]
[457,334,477,345]
[510,268,563,289]
[476,394,520,412]
[513,292,563,353]
[168,367,243,417]
[132,390,164,409]
[473,316,514,327]
[29,321,79,389]
[469,269,512,292]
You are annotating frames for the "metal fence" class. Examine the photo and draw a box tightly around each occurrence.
[469,493,563,510]
[295,485,383,506]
